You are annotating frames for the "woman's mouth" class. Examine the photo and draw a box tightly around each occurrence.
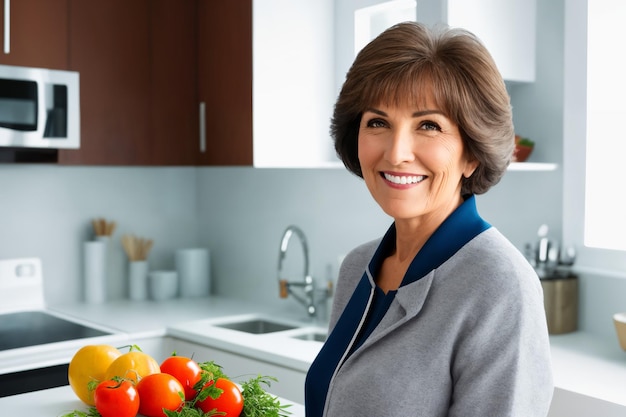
[382,172,426,185]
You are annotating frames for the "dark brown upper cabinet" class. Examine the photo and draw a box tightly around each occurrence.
[0,0,69,69]
[59,0,199,165]
[196,0,253,166]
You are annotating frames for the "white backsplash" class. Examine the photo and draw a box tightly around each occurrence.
[0,166,199,304]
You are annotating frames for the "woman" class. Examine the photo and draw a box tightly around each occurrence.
[305,22,553,416]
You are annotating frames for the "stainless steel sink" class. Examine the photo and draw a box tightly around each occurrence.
[291,330,327,342]
[214,318,298,334]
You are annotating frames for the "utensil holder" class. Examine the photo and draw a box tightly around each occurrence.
[84,240,107,303]
[175,248,210,297]
[149,270,178,301]
[541,274,578,334]
[613,313,626,350]
[128,260,148,301]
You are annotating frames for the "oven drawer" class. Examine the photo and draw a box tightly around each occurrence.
[0,363,68,397]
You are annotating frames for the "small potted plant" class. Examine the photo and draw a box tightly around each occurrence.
[514,135,534,162]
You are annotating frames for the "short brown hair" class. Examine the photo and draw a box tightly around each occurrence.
[331,22,514,195]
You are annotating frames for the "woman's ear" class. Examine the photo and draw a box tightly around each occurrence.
[463,158,479,179]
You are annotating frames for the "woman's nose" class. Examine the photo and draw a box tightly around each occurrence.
[385,128,415,165]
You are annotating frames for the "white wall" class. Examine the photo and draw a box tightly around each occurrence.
[0,166,199,304]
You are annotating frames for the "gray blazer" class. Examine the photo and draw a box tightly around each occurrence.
[325,227,554,417]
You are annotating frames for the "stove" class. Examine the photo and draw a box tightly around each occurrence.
[0,258,122,397]
[0,258,113,349]
[0,311,109,351]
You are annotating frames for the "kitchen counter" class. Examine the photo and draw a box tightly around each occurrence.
[167,313,325,373]
[0,385,305,416]
[549,332,626,407]
[0,297,239,374]
[47,296,270,334]
[48,296,327,374]
[0,296,323,375]
[4,296,626,416]
[1,296,313,416]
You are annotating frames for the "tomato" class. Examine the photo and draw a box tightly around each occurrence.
[136,373,185,417]
[160,355,202,400]
[197,378,244,416]
[93,379,140,417]
[67,344,122,405]
[105,350,160,383]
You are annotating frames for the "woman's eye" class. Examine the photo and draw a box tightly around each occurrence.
[420,120,441,131]
[366,118,387,128]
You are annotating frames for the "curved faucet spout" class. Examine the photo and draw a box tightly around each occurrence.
[277,225,317,317]
[278,225,310,280]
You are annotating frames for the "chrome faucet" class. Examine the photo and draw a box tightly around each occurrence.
[277,225,328,318]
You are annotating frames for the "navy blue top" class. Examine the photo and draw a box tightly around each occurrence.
[304,195,491,417]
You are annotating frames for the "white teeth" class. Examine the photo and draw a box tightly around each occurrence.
[383,173,425,184]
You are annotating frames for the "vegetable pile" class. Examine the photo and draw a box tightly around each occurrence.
[62,344,291,417]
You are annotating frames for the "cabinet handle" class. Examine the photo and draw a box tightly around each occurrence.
[3,0,9,54]
[199,102,206,153]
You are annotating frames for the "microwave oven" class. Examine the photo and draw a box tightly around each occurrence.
[0,64,80,149]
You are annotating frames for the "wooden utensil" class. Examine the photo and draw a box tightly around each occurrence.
[92,218,117,237]
[121,234,154,261]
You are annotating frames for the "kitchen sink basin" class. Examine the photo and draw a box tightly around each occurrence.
[214,318,299,334]
[291,330,327,342]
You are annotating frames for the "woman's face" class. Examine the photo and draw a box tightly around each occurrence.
[357,96,478,226]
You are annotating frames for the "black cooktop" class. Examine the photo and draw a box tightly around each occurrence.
[0,311,110,351]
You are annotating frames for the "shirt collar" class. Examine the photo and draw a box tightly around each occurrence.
[367,195,491,287]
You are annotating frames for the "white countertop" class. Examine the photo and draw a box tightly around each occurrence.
[167,313,326,373]
[0,385,305,417]
[550,331,626,407]
[49,296,328,373]
[47,296,264,333]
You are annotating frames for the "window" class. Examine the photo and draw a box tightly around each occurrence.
[563,0,626,271]
[584,0,626,251]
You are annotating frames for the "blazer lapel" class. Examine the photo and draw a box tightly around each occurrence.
[357,270,436,348]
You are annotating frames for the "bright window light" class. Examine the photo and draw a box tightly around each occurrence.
[584,0,626,250]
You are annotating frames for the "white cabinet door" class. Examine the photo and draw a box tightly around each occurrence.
[336,0,536,83]
[442,0,536,83]
[252,0,338,168]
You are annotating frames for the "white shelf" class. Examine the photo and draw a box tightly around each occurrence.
[508,162,558,171]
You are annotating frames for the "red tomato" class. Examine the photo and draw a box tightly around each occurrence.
[197,378,244,416]
[93,379,140,417]
[160,355,202,400]
[136,373,185,417]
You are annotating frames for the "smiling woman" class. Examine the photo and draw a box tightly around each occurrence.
[305,21,553,417]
